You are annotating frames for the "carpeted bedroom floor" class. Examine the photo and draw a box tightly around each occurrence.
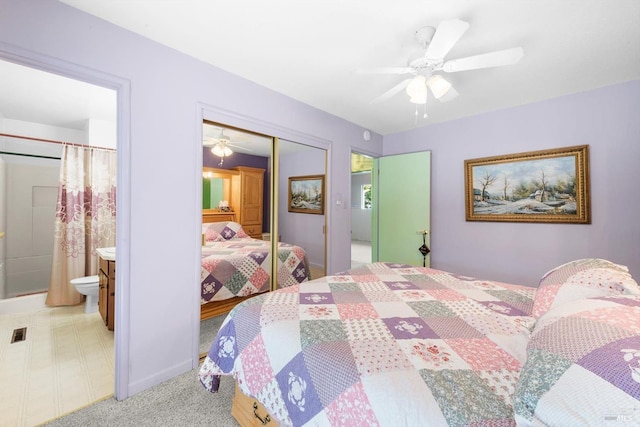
[42,267,330,426]
[44,313,234,426]
[42,367,238,426]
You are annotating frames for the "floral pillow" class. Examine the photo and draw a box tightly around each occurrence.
[532,258,640,318]
[514,294,640,426]
[202,221,249,242]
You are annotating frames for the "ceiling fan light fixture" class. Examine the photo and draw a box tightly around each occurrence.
[409,93,427,104]
[406,75,428,103]
[211,143,233,157]
[426,75,452,99]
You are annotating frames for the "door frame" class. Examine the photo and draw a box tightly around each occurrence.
[350,150,376,267]
[0,43,132,400]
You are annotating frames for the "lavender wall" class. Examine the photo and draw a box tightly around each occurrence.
[384,81,640,286]
[278,147,327,270]
[1,0,383,398]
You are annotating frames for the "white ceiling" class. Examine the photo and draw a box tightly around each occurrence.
[1,1,638,141]
[57,0,639,135]
[0,60,117,130]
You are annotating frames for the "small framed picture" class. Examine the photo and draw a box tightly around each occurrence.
[288,175,325,215]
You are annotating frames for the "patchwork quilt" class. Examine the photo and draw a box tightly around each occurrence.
[198,262,536,426]
[201,239,310,303]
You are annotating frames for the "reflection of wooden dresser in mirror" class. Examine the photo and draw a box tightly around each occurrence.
[202,166,265,238]
[231,167,265,239]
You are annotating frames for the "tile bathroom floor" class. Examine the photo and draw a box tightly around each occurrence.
[0,304,114,427]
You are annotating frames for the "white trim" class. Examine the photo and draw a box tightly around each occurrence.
[192,105,205,367]
[127,358,193,396]
[113,77,131,401]
[198,103,332,150]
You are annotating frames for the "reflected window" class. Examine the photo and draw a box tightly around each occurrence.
[361,184,372,209]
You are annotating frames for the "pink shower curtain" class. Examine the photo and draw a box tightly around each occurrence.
[45,145,116,306]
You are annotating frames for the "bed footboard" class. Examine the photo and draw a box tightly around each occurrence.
[200,295,256,321]
[231,381,279,427]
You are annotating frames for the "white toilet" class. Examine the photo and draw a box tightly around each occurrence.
[71,275,99,313]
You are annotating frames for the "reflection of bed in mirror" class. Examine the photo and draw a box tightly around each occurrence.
[200,217,310,320]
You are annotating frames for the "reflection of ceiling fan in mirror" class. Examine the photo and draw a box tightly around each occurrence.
[203,128,254,166]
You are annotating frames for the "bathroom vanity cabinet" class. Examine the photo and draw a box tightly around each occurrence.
[97,249,116,331]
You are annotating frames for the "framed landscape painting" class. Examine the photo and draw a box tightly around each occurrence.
[288,175,324,215]
[464,145,590,224]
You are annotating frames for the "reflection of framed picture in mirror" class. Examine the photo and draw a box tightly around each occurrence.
[464,145,590,224]
[288,175,325,214]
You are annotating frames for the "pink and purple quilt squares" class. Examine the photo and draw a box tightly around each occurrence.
[200,239,310,302]
[514,294,640,425]
[199,262,536,426]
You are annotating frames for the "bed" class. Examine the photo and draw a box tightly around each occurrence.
[198,259,640,426]
[200,220,310,320]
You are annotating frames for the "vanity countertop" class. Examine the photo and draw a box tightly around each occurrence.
[96,247,116,261]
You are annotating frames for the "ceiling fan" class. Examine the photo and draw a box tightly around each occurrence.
[203,128,253,165]
[362,19,524,113]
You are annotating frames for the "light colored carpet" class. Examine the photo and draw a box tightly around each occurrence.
[44,276,332,427]
[199,314,225,355]
[43,314,235,426]
[42,368,238,427]
[351,240,372,268]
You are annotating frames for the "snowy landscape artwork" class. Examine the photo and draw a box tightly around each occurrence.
[288,175,324,214]
[465,145,590,224]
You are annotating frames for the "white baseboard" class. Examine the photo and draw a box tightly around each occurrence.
[127,359,194,398]
[309,262,325,270]
[0,292,47,315]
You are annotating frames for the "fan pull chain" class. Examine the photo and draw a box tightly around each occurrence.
[414,104,428,125]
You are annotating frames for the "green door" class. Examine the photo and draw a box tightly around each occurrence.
[372,151,431,266]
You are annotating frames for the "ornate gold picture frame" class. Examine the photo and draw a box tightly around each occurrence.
[465,145,590,223]
[288,175,325,215]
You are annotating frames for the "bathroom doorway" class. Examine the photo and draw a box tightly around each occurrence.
[0,58,118,425]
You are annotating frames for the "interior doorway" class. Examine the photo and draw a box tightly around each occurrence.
[373,151,431,266]
[350,151,374,268]
[0,58,118,424]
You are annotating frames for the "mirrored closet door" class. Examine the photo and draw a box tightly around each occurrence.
[199,122,327,354]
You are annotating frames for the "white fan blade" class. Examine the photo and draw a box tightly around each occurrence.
[425,19,470,60]
[442,47,524,73]
[370,78,412,104]
[356,67,415,75]
[229,143,253,152]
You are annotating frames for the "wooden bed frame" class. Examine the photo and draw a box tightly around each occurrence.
[200,210,267,321]
[232,381,279,427]
[200,294,258,320]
